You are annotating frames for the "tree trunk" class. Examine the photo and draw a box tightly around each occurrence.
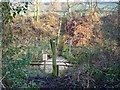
[57,17,67,56]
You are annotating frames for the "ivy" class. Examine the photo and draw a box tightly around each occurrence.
[0,1,37,89]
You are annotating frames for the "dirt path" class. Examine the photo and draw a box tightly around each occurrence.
[26,73,81,89]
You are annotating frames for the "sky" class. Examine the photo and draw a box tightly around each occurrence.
[28,0,119,2]
[0,0,119,2]
[40,0,118,2]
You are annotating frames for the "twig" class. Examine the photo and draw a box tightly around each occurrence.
[0,71,10,89]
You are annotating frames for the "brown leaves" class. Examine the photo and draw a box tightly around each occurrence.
[74,25,93,46]
[64,10,103,46]
[11,13,60,45]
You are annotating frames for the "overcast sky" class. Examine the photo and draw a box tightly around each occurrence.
[29,0,118,2]
[0,0,119,2]
[31,0,118,2]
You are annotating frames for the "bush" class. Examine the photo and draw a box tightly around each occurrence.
[89,65,120,88]
[2,46,38,88]
[62,45,100,64]
[62,39,120,88]
[62,39,118,64]
[28,40,51,61]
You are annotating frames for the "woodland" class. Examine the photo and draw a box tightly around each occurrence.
[0,0,120,89]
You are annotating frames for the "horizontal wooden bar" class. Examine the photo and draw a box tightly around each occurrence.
[30,63,73,67]
[31,60,70,63]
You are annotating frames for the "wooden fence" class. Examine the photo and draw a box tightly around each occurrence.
[30,60,73,76]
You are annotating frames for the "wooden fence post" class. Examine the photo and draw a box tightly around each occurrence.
[57,65,59,76]
[42,50,48,73]
[50,39,57,76]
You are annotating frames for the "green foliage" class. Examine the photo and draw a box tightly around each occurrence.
[62,45,100,64]
[0,1,41,88]
[62,45,69,59]
[28,40,51,61]
[3,46,32,88]
[0,2,28,24]
[62,39,120,88]
[62,39,118,64]
[27,81,39,89]
[90,65,120,85]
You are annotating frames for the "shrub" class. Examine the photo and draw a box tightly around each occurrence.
[2,46,34,88]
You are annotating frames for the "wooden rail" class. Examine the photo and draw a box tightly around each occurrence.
[30,60,72,67]
[31,60,70,63]
[30,60,73,76]
[30,63,73,67]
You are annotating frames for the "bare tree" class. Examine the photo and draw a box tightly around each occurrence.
[66,0,81,17]
[32,0,40,22]
[48,0,61,12]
